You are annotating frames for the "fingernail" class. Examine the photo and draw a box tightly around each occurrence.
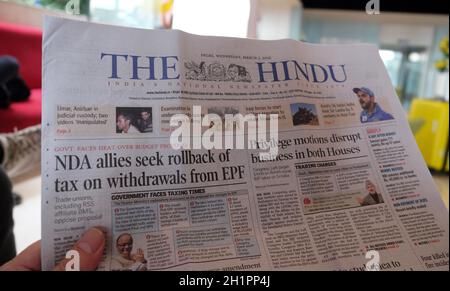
[77,228,105,254]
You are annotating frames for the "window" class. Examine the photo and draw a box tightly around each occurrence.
[172,0,250,37]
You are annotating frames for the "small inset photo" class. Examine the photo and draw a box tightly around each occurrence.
[290,103,319,126]
[352,87,394,123]
[116,107,153,134]
[356,180,384,207]
[111,233,147,271]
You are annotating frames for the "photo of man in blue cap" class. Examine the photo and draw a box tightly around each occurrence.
[353,87,394,123]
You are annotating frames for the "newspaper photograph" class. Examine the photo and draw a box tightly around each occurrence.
[41,16,449,271]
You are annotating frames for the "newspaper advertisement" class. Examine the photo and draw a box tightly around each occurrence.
[41,17,449,271]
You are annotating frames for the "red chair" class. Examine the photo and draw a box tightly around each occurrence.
[0,21,42,132]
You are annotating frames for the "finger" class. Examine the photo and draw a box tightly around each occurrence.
[0,241,41,271]
[53,228,105,271]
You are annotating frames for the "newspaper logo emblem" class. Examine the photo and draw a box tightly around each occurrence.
[185,61,251,82]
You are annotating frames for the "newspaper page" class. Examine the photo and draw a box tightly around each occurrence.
[41,16,449,271]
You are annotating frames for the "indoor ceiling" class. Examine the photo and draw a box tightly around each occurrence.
[301,0,449,15]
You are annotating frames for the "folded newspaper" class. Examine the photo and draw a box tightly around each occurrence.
[41,16,449,271]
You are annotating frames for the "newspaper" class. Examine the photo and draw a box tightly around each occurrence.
[41,16,449,271]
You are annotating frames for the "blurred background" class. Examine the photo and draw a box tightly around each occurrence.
[1,0,448,104]
[0,0,448,252]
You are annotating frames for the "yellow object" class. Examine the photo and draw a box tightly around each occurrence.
[409,99,449,171]
[440,36,449,56]
[435,59,449,72]
[160,0,174,13]
[446,151,449,172]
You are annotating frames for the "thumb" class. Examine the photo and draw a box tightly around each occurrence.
[53,227,105,271]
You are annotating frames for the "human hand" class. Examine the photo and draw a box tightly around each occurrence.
[356,197,364,205]
[132,248,147,264]
[0,227,105,271]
